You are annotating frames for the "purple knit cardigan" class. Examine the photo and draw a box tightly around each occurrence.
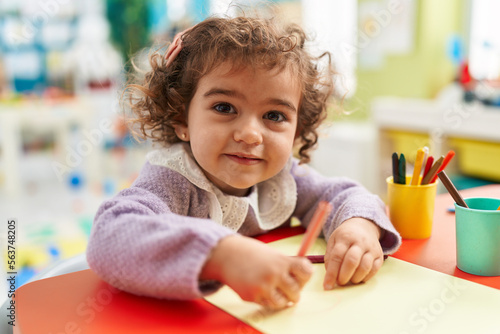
[86,157,401,300]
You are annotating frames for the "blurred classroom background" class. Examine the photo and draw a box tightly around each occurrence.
[1,0,500,292]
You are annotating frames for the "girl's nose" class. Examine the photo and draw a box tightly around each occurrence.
[233,118,263,145]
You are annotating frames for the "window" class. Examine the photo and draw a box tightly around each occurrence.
[301,0,357,97]
[469,0,500,80]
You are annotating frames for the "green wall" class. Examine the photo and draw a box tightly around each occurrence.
[341,0,466,120]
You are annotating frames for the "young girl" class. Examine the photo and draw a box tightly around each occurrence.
[86,15,401,310]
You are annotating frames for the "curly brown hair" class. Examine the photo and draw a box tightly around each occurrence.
[125,15,336,163]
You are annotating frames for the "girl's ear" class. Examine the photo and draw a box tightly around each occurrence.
[174,123,190,141]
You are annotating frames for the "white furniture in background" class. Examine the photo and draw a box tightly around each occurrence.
[373,97,500,144]
[310,121,379,195]
[0,99,90,195]
[372,92,500,194]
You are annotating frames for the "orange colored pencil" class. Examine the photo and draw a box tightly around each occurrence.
[297,201,332,257]
[430,150,455,183]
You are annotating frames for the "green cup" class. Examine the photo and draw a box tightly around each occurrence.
[455,197,500,276]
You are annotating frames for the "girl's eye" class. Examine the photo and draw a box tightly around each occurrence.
[214,103,235,114]
[264,111,286,122]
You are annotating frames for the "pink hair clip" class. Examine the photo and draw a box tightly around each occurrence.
[165,27,193,67]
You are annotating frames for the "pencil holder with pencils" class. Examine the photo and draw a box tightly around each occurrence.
[386,148,455,239]
[386,176,438,239]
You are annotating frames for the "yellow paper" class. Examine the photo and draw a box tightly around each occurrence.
[205,235,500,334]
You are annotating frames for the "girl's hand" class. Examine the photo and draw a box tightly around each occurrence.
[200,234,314,310]
[323,218,384,290]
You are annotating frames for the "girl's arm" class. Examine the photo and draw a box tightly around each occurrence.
[86,163,235,300]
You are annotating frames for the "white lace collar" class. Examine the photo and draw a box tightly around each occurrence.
[146,143,297,232]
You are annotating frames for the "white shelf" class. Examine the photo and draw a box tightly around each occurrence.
[373,97,500,142]
[372,95,500,194]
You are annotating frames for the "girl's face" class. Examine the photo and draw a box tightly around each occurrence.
[175,63,301,196]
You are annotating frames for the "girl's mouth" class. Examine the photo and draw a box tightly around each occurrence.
[225,154,263,165]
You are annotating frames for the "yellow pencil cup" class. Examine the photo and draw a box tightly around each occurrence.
[386,176,438,239]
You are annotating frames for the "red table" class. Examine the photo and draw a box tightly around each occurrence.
[14,185,500,333]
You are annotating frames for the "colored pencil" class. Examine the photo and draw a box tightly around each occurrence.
[392,152,399,184]
[411,148,426,185]
[430,150,456,184]
[420,147,429,178]
[423,155,434,179]
[306,255,325,263]
[297,201,332,257]
[421,156,444,185]
[438,171,468,208]
[398,153,406,184]
[293,255,325,263]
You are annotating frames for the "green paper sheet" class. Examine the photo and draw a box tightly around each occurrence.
[205,235,500,334]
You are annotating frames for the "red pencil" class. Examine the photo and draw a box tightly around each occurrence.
[297,201,332,257]
[430,150,455,183]
[293,255,325,263]
[306,255,324,263]
[422,155,434,180]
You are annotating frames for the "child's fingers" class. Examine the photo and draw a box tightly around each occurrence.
[260,289,289,310]
[350,252,375,284]
[289,258,314,286]
[265,259,314,309]
[336,245,363,286]
[254,258,313,310]
[278,272,302,304]
[323,242,349,290]
[361,256,383,283]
